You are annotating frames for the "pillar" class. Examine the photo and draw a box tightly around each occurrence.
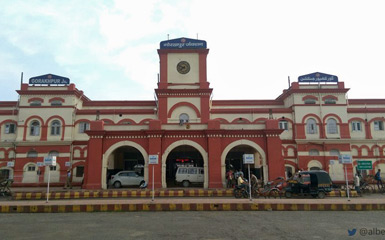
[265,132,285,180]
[207,129,223,188]
[84,120,105,189]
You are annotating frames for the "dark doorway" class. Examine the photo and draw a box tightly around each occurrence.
[225,145,263,181]
[165,145,204,188]
[107,146,145,187]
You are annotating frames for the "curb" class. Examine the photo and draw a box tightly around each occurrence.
[12,189,235,200]
[12,189,358,200]
[1,202,383,213]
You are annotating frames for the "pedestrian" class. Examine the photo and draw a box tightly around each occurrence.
[374,169,383,190]
[354,173,361,196]
[250,173,258,190]
[226,169,234,188]
[64,170,72,189]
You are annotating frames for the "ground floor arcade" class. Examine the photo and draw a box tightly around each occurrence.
[83,120,284,190]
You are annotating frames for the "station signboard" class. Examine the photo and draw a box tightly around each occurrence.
[357,160,372,170]
[243,154,254,164]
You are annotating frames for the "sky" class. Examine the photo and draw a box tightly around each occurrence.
[1,0,384,102]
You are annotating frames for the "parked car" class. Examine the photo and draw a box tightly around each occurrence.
[110,171,145,188]
[175,167,204,187]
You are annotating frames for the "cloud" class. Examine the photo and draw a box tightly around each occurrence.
[0,0,384,101]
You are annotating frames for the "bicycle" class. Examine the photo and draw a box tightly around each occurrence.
[360,181,374,194]
[0,179,13,197]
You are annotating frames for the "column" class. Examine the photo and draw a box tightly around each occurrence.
[265,132,285,180]
[148,135,163,189]
[84,135,103,189]
[207,132,222,188]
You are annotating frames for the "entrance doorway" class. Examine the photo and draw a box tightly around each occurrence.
[106,146,145,187]
[165,145,204,188]
[225,145,263,184]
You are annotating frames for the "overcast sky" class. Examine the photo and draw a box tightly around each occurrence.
[1,0,384,102]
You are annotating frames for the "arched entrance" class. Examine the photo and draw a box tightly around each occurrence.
[162,140,208,188]
[102,141,148,189]
[165,145,204,188]
[222,140,267,187]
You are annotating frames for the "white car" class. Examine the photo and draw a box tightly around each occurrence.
[110,171,145,188]
[175,167,204,187]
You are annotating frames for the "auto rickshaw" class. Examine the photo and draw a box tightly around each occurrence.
[284,170,332,199]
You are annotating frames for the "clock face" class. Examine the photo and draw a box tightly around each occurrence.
[177,61,190,74]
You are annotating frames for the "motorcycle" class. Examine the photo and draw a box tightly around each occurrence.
[233,185,259,198]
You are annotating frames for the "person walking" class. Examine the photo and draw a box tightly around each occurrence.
[375,169,383,190]
[64,169,72,189]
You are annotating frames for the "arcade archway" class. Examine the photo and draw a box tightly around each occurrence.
[165,145,204,188]
[222,140,267,187]
[162,140,208,188]
[103,141,148,189]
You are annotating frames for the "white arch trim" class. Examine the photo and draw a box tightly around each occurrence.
[161,140,208,188]
[22,162,38,183]
[307,160,323,170]
[102,141,149,190]
[221,139,267,187]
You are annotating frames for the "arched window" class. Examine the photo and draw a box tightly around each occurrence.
[309,149,320,156]
[4,123,16,134]
[279,120,289,130]
[50,100,62,106]
[79,122,90,133]
[327,118,338,134]
[330,149,340,156]
[30,100,42,106]
[27,151,38,158]
[30,121,40,136]
[306,118,317,134]
[304,99,316,104]
[51,120,61,136]
[324,98,336,104]
[49,151,59,157]
[351,121,362,131]
[27,164,36,171]
[310,166,321,170]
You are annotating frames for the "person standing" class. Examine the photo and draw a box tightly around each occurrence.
[226,169,234,188]
[354,173,361,196]
[64,170,72,189]
[375,169,383,190]
[250,173,258,190]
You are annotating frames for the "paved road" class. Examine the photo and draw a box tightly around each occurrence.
[1,211,385,240]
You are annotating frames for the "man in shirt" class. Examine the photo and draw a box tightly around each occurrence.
[64,170,72,189]
[237,172,249,193]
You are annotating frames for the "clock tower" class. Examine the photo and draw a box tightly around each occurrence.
[156,37,212,124]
